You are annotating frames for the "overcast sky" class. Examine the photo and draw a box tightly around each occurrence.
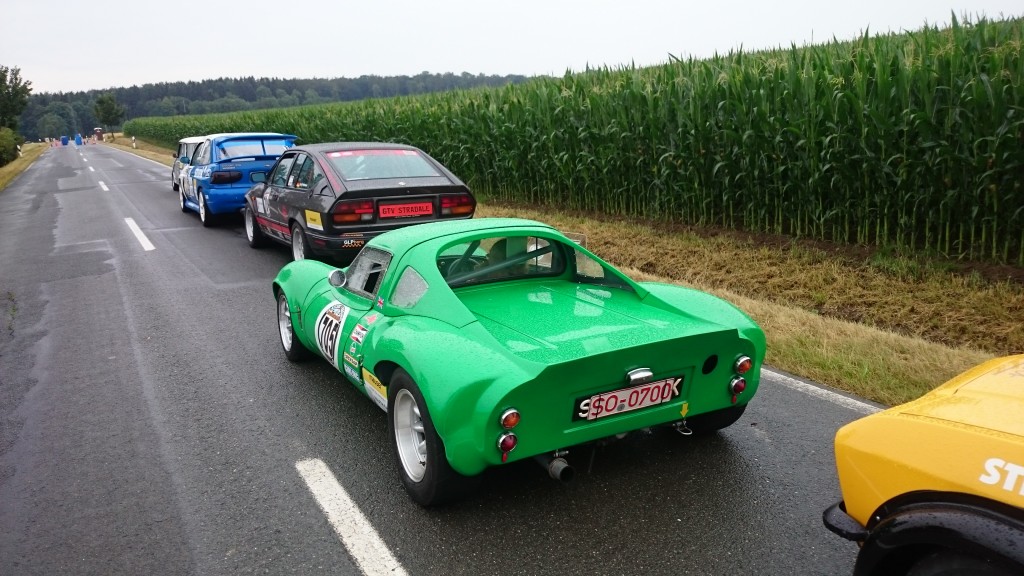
[2,0,1021,94]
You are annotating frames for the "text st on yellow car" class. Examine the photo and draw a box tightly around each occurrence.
[823,355,1024,576]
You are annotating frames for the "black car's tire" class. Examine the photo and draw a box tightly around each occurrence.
[388,369,478,506]
[290,224,308,261]
[684,404,747,435]
[245,205,266,248]
[198,191,214,227]
[276,291,310,362]
[179,188,188,213]
[906,551,1015,576]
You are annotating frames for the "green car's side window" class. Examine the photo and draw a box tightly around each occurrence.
[391,266,428,309]
[345,247,392,300]
[573,247,634,292]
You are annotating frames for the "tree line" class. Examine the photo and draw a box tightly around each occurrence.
[15,72,533,142]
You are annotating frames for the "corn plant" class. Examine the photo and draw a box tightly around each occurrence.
[125,15,1024,264]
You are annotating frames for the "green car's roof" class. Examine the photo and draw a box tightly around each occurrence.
[370,218,560,255]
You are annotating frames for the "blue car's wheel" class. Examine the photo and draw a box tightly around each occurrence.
[198,191,214,228]
[389,369,478,506]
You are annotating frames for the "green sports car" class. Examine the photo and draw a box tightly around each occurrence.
[273,218,766,505]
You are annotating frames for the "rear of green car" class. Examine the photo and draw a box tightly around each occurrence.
[429,278,763,475]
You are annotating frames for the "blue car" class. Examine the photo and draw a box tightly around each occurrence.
[180,132,297,226]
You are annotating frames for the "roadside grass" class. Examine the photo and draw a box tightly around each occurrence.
[0,143,47,193]
[115,137,1011,405]
[103,133,176,166]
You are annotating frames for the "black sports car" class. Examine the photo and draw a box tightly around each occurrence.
[243,142,476,262]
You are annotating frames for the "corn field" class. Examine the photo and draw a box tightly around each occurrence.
[126,15,1024,264]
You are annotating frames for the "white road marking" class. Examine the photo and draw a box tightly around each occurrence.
[295,458,409,576]
[99,181,109,192]
[89,166,95,172]
[124,218,155,251]
[765,368,880,415]
[83,157,88,162]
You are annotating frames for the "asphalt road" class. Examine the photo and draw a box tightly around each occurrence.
[0,144,877,575]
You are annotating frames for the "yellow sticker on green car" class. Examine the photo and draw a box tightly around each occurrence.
[362,368,387,411]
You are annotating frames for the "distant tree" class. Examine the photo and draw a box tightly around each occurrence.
[43,102,78,135]
[71,100,98,134]
[303,89,322,105]
[0,65,33,131]
[35,112,68,139]
[93,92,126,129]
[0,127,18,166]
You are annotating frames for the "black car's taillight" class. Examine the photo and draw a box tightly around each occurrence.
[440,193,475,216]
[210,170,242,184]
[332,199,375,224]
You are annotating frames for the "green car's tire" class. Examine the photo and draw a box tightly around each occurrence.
[245,206,266,248]
[389,369,478,506]
[684,404,747,435]
[276,291,309,362]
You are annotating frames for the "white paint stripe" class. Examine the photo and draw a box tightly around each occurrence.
[83,157,88,162]
[765,368,880,415]
[99,181,109,192]
[89,166,95,172]
[124,218,155,251]
[295,458,408,576]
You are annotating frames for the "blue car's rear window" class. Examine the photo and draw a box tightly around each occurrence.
[215,139,292,160]
[325,149,441,181]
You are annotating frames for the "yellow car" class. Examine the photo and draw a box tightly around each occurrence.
[823,355,1024,576]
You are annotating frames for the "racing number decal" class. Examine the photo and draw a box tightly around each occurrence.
[314,302,350,367]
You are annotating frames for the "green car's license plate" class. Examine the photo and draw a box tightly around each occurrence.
[573,376,683,421]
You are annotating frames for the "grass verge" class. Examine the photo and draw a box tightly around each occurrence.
[0,143,47,193]
[103,133,176,166]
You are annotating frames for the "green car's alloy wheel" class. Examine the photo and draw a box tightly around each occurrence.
[245,206,265,248]
[291,224,307,261]
[199,192,213,227]
[277,291,309,362]
[388,369,478,506]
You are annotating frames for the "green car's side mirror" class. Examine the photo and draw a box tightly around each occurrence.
[328,269,347,288]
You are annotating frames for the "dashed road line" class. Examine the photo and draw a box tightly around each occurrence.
[295,458,409,576]
[99,181,109,192]
[89,166,95,172]
[124,218,155,251]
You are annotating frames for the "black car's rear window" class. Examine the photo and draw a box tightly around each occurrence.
[325,149,441,181]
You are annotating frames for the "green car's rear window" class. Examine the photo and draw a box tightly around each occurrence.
[440,236,566,286]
